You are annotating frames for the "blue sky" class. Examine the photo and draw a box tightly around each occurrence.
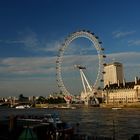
[0,0,140,97]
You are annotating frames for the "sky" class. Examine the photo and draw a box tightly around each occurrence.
[0,0,140,97]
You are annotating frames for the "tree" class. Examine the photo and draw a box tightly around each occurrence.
[18,94,28,102]
[36,96,46,104]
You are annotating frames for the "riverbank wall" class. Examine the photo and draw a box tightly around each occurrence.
[100,102,140,108]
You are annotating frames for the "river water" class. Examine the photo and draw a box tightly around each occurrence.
[0,107,140,140]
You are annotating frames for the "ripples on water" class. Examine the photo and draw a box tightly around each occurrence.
[0,107,140,140]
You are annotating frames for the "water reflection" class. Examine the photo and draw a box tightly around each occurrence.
[0,107,140,139]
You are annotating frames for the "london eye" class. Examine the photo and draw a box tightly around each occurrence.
[56,30,106,98]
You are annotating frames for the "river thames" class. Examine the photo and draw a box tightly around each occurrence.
[0,107,140,140]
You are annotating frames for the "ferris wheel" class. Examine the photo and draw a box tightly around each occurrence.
[56,30,106,96]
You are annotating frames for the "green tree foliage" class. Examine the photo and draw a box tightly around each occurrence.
[36,96,46,104]
[46,97,66,104]
[18,94,28,102]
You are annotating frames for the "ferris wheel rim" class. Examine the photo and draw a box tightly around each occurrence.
[56,30,105,95]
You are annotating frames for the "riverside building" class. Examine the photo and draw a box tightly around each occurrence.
[103,62,140,104]
[103,62,124,88]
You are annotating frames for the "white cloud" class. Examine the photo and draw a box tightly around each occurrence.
[106,52,140,81]
[0,29,99,58]
[112,30,136,38]
[42,40,62,53]
[0,30,39,49]
[106,52,140,61]
[106,52,140,67]
[2,52,140,79]
[128,39,140,46]
[0,40,26,44]
[60,52,140,83]
[0,57,56,76]
[0,52,140,96]
[0,30,61,54]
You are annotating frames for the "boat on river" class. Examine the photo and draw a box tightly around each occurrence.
[17,113,74,135]
[112,107,122,110]
[17,113,62,124]
[15,104,31,109]
[0,113,74,140]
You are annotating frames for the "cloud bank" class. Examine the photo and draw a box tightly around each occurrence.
[112,30,136,38]
[128,39,140,46]
[0,51,140,96]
